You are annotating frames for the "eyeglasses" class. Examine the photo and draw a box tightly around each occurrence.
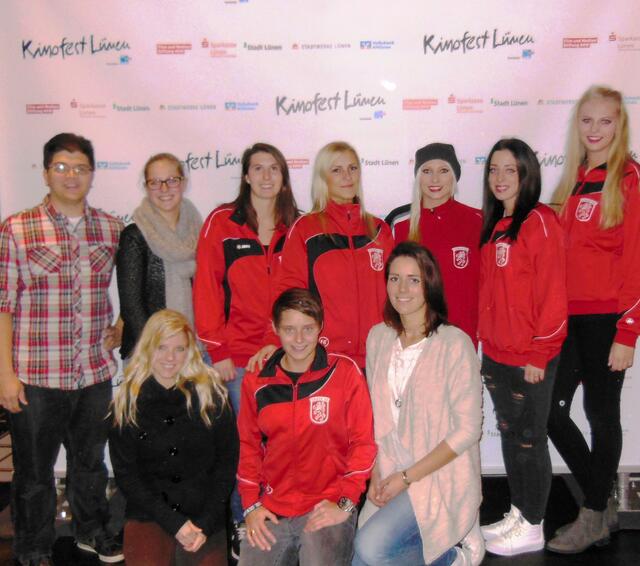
[48,162,94,176]
[145,177,184,191]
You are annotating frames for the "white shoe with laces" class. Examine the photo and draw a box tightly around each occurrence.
[480,504,521,541]
[485,515,544,556]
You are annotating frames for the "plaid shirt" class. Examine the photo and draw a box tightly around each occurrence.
[0,197,123,390]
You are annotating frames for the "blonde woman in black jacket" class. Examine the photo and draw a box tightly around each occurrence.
[110,309,238,565]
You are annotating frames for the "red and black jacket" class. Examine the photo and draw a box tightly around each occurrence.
[271,201,394,367]
[193,205,287,366]
[478,204,567,368]
[387,199,482,347]
[237,346,376,517]
[560,160,640,346]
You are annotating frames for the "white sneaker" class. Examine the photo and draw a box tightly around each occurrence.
[485,515,544,556]
[461,516,486,566]
[451,545,473,566]
[480,504,521,541]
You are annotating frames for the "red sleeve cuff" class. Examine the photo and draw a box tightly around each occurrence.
[614,329,638,348]
[528,351,551,369]
[208,345,231,363]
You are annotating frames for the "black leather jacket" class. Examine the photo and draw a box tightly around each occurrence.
[116,224,166,359]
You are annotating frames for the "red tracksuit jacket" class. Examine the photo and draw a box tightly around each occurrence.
[561,160,640,346]
[388,199,482,347]
[272,201,394,367]
[478,204,567,368]
[237,347,376,516]
[193,205,288,366]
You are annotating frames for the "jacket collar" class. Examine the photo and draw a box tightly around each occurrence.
[259,345,329,377]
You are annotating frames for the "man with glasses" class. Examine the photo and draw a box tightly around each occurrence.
[0,133,124,565]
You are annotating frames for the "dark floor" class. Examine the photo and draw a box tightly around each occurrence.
[0,476,638,565]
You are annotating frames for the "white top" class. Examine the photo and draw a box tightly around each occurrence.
[387,336,426,424]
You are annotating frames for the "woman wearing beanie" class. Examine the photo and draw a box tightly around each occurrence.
[386,143,482,347]
[117,153,202,361]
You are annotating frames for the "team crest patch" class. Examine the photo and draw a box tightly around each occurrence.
[452,246,469,269]
[576,198,598,222]
[309,396,330,424]
[319,336,330,348]
[368,248,384,271]
[496,242,510,267]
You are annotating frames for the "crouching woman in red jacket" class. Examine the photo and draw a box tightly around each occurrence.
[237,288,376,566]
[478,139,567,557]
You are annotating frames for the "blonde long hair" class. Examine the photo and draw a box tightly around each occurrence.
[553,85,631,228]
[311,141,377,240]
[407,175,458,242]
[112,309,227,429]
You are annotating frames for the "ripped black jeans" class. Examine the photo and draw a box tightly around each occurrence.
[482,354,559,525]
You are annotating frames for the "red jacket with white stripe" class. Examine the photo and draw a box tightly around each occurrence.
[271,201,394,367]
[237,347,376,516]
[560,160,640,347]
[478,204,567,368]
[193,206,288,366]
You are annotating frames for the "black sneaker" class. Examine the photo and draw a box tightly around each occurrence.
[76,533,124,563]
[231,521,246,561]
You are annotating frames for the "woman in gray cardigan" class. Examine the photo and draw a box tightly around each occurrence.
[352,242,484,566]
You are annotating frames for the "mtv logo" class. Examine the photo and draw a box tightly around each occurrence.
[120,55,129,64]
[522,49,533,58]
[373,110,384,119]
[360,41,372,49]
[475,156,486,164]
[225,102,237,110]
[97,161,108,169]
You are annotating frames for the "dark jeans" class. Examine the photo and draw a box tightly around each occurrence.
[482,354,558,525]
[547,314,625,511]
[9,380,112,561]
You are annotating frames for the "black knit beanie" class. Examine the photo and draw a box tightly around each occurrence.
[414,143,461,180]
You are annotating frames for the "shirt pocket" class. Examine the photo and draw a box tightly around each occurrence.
[27,245,62,277]
[89,244,116,274]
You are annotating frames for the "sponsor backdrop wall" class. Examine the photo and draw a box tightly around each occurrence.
[2,0,640,472]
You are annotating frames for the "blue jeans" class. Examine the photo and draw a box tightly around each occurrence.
[239,508,357,566]
[9,381,112,562]
[482,354,558,524]
[227,367,245,523]
[352,491,456,566]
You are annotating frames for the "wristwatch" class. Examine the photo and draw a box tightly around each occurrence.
[337,497,356,513]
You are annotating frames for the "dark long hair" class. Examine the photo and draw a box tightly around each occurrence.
[480,138,541,245]
[230,143,299,233]
[383,241,448,336]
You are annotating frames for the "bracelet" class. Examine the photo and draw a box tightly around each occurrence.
[243,501,263,518]
[401,470,412,487]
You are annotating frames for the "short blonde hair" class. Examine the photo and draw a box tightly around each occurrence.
[112,309,227,428]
